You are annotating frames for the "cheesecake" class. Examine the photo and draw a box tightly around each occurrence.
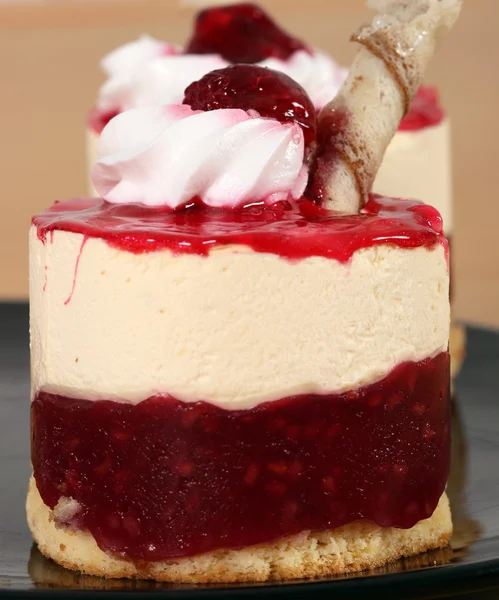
[28,45,454,581]
[31,0,462,581]
[28,195,452,583]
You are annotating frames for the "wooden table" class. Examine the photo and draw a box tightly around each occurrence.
[0,0,497,327]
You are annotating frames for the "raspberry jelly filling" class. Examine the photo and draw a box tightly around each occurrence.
[31,353,450,562]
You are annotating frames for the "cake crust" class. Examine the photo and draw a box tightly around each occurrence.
[27,477,451,584]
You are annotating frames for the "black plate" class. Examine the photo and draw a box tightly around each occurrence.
[1,303,499,598]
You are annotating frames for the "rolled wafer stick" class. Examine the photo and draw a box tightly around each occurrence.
[311,0,462,213]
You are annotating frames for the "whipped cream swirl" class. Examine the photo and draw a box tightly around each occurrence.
[101,35,177,77]
[97,36,180,112]
[92,106,307,209]
[96,37,347,113]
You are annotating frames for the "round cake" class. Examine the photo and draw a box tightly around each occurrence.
[29,194,451,582]
[29,1,462,581]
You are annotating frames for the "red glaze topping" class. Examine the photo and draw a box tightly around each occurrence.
[183,64,317,145]
[32,352,450,561]
[399,86,445,131]
[32,195,445,262]
[186,3,307,64]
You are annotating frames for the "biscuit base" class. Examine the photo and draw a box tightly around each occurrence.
[27,477,452,584]
[450,322,466,381]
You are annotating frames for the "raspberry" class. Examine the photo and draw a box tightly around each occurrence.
[186,3,307,63]
[183,64,316,144]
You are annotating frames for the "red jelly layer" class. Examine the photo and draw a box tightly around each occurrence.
[399,86,445,131]
[32,195,445,261]
[32,353,450,562]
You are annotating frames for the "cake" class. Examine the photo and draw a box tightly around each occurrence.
[29,0,462,583]
[28,179,452,585]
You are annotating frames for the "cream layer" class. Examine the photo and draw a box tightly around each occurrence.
[30,227,449,410]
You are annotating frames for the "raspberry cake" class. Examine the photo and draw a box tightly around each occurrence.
[86,3,347,175]
[29,0,462,583]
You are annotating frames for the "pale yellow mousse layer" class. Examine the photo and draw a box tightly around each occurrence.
[30,227,449,409]
[374,119,452,234]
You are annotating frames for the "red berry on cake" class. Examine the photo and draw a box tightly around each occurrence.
[183,64,317,145]
[185,2,307,63]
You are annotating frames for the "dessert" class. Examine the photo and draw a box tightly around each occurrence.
[86,3,347,175]
[28,172,452,584]
[29,0,461,583]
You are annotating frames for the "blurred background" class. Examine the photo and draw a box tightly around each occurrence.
[0,0,497,326]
